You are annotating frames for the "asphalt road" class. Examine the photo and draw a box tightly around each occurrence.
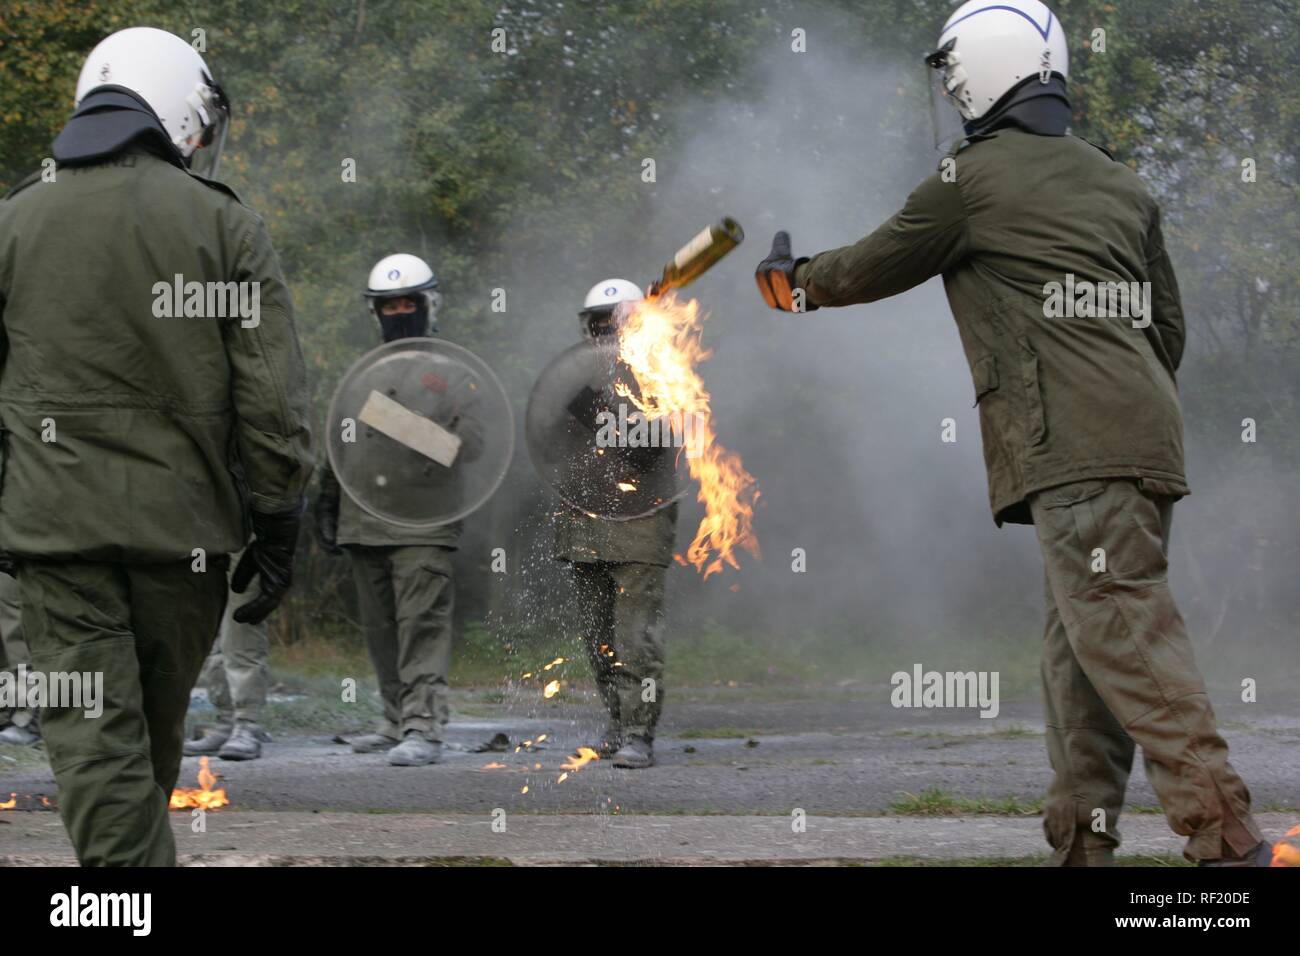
[4,688,1297,822]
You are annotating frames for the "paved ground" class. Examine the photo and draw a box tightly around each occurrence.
[5,811,1298,866]
[3,688,1297,864]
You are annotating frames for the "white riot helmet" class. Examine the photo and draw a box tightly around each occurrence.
[925,0,1069,148]
[579,278,644,337]
[364,253,442,337]
[69,27,230,177]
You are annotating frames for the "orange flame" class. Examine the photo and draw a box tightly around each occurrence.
[1272,824,1300,867]
[0,793,15,810]
[561,746,600,772]
[169,756,229,810]
[617,293,759,577]
[543,680,561,699]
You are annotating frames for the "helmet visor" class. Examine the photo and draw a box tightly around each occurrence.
[188,78,231,179]
[925,40,966,151]
[579,305,617,337]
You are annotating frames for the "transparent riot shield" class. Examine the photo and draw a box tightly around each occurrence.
[327,339,513,528]
[526,340,690,520]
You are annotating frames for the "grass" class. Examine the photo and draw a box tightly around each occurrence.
[0,742,49,772]
[290,618,1293,704]
[272,616,1054,696]
[889,788,1045,817]
[665,620,1045,694]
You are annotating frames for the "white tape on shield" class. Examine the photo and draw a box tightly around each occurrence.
[358,389,462,467]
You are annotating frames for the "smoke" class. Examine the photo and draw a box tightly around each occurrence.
[460,17,1296,689]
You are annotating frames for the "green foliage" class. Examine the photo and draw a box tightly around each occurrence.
[2,1,1295,642]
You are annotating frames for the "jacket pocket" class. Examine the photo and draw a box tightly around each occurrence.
[1020,344,1046,446]
[972,355,999,407]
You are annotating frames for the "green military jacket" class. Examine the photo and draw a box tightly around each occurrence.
[0,149,314,560]
[337,490,464,549]
[552,502,679,567]
[795,128,1187,525]
[319,467,465,549]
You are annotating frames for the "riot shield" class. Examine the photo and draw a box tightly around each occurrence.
[526,340,690,520]
[327,338,513,528]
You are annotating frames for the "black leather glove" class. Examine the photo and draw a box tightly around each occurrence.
[231,505,302,625]
[755,230,817,313]
[314,469,343,556]
[314,503,342,556]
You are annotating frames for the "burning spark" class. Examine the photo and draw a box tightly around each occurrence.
[1272,824,1300,867]
[521,785,529,794]
[0,793,15,810]
[557,772,569,783]
[542,657,565,671]
[561,747,600,772]
[543,680,561,699]
[169,756,229,810]
[482,762,506,770]
[617,482,637,492]
[536,734,548,743]
[617,293,760,577]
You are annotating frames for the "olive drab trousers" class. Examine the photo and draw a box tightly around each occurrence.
[1029,478,1264,864]
[17,558,227,866]
[0,571,38,732]
[570,561,668,743]
[349,545,455,742]
[196,551,270,730]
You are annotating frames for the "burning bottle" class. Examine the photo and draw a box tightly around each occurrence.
[649,218,745,298]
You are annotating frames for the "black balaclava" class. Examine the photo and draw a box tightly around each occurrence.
[378,300,431,343]
[965,74,1071,138]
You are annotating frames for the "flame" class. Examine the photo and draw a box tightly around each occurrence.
[1272,824,1300,867]
[0,793,15,810]
[543,680,561,699]
[617,293,759,577]
[482,761,506,770]
[169,756,229,810]
[561,746,600,772]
